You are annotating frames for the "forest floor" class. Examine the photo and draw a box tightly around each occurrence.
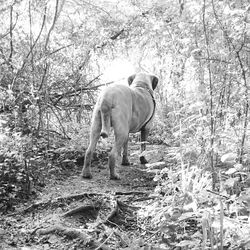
[0,144,168,250]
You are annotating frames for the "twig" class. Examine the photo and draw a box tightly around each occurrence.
[115,191,149,196]
[52,79,115,104]
[104,200,118,223]
[48,105,69,138]
[94,232,113,250]
[49,44,74,55]
[206,189,229,199]
[144,228,161,243]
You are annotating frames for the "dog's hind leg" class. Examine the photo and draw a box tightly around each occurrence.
[121,137,130,166]
[81,111,101,179]
[109,133,128,180]
[140,127,149,164]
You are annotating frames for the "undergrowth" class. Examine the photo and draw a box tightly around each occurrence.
[137,158,250,249]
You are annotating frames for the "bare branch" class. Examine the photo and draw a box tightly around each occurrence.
[49,44,74,56]
[8,5,14,70]
[44,0,60,51]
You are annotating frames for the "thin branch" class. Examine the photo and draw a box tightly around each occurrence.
[78,50,91,71]
[49,105,70,139]
[8,5,14,70]
[29,0,35,87]
[237,50,248,163]
[203,0,215,188]
[94,232,113,250]
[0,11,18,40]
[11,5,47,88]
[49,44,74,55]
[110,28,124,40]
[52,74,103,104]
[44,0,60,51]
[38,62,49,91]
[97,28,125,48]
[72,0,112,18]
[52,79,121,106]
[211,0,249,163]
[25,5,47,60]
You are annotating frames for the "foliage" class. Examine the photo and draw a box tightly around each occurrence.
[0,131,41,211]
[137,162,250,249]
[0,123,75,212]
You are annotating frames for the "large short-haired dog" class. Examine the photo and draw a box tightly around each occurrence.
[81,73,158,180]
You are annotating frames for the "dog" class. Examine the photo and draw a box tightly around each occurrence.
[81,73,158,180]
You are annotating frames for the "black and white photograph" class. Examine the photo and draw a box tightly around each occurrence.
[0,0,250,249]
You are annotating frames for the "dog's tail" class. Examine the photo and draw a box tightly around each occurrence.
[100,99,111,138]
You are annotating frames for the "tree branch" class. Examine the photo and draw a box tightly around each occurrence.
[44,0,60,51]
[8,5,14,70]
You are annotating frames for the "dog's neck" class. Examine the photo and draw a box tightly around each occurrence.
[131,81,154,97]
[131,81,156,130]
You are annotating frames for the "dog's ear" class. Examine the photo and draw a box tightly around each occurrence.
[128,74,136,85]
[151,75,158,90]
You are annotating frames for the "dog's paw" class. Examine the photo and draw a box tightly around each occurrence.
[140,156,148,164]
[110,173,121,180]
[81,171,93,179]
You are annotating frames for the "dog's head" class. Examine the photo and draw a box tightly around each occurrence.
[128,73,158,90]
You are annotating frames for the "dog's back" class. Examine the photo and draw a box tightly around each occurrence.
[98,84,132,138]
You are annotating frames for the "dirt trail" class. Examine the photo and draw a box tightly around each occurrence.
[1,145,166,250]
[42,156,156,199]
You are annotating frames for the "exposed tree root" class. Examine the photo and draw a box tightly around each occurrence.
[37,225,111,250]
[13,192,142,249]
[59,195,137,228]
[13,191,149,216]
[14,192,103,215]
[37,224,89,240]
[114,191,150,196]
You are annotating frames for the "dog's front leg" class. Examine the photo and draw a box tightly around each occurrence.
[140,127,149,164]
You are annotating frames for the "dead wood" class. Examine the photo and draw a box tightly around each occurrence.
[63,203,100,217]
